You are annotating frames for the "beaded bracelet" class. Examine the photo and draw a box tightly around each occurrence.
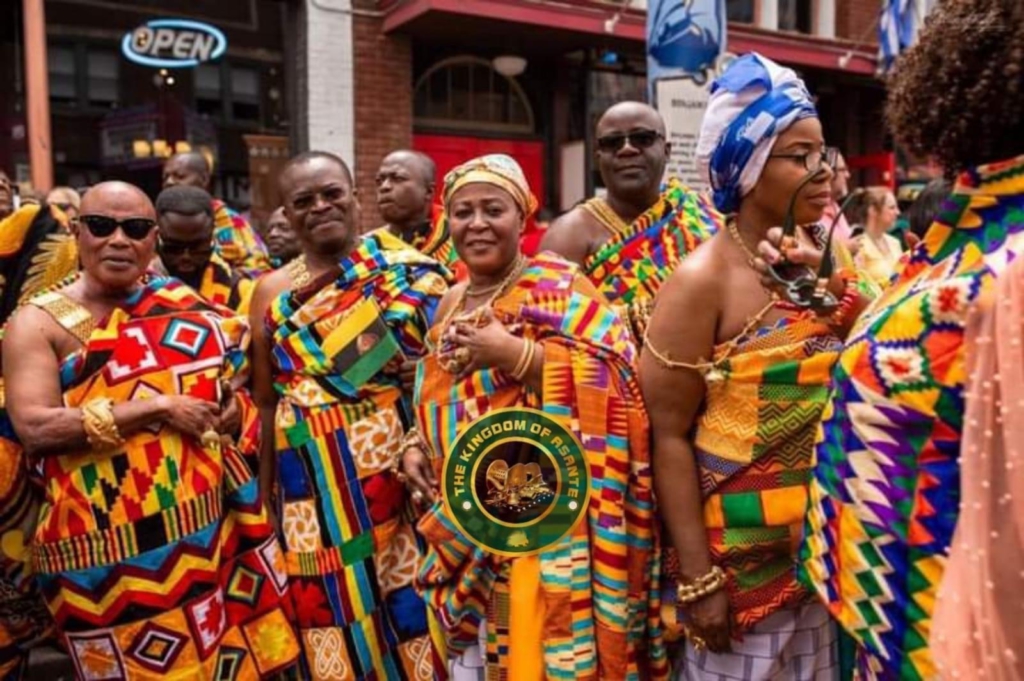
[826,269,861,328]
[676,565,727,606]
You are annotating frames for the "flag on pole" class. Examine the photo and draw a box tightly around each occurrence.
[879,0,936,71]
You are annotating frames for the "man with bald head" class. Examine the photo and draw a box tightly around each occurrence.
[541,101,721,337]
[373,149,464,277]
[249,150,447,678]
[164,151,270,277]
[4,180,301,677]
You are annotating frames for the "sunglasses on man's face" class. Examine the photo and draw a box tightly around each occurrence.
[158,237,214,256]
[596,130,663,154]
[80,215,157,240]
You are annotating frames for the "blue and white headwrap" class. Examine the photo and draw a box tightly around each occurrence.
[696,52,818,214]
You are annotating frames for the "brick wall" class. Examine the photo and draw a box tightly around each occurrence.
[352,7,413,231]
[835,0,880,44]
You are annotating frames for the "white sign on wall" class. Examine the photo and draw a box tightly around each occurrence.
[655,78,710,191]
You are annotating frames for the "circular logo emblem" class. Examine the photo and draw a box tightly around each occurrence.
[442,407,590,556]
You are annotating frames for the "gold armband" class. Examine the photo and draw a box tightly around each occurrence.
[81,398,125,450]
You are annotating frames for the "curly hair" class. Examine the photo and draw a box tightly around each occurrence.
[886,0,1024,176]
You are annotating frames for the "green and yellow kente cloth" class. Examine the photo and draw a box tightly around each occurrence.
[211,199,270,278]
[31,277,301,678]
[662,305,843,637]
[414,253,667,681]
[267,230,450,679]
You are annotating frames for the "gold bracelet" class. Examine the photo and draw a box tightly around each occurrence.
[392,428,428,482]
[676,565,727,605]
[81,398,125,450]
[511,339,535,382]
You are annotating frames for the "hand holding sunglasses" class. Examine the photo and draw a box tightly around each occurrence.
[80,215,157,241]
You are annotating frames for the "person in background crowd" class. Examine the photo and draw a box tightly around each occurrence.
[851,186,903,288]
[374,149,465,278]
[163,151,270,277]
[0,199,77,678]
[541,101,721,338]
[3,181,300,678]
[0,172,13,220]
[264,206,300,268]
[906,178,952,243]
[44,187,80,229]
[642,52,867,680]
[406,154,666,680]
[154,185,254,316]
[800,0,1024,676]
[249,151,448,679]
[822,149,853,244]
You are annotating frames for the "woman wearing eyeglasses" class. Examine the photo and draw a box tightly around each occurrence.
[640,53,867,680]
[405,155,666,679]
[3,181,301,678]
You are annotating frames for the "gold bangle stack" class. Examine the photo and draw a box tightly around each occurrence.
[676,565,727,605]
[392,428,428,483]
[81,398,125,450]
[510,339,536,382]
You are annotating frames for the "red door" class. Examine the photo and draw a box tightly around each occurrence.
[413,135,546,209]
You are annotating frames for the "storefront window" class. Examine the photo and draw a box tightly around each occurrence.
[87,49,119,108]
[779,0,812,33]
[195,64,223,119]
[727,0,755,23]
[48,45,77,106]
[231,66,261,122]
[414,56,534,134]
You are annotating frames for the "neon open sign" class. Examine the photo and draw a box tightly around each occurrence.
[121,19,227,69]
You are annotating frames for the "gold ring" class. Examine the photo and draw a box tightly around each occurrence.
[453,347,471,364]
[690,635,707,652]
[201,429,220,449]
[411,490,425,504]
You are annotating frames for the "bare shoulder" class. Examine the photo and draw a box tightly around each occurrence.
[251,268,292,313]
[657,237,723,309]
[435,282,467,322]
[3,304,62,355]
[539,207,601,264]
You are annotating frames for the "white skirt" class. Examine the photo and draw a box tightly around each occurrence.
[674,602,839,681]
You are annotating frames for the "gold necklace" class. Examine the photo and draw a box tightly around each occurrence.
[287,255,311,289]
[582,198,631,236]
[436,256,526,373]
[727,219,759,267]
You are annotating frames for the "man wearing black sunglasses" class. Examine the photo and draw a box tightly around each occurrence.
[163,151,270,278]
[541,101,721,338]
[153,185,254,315]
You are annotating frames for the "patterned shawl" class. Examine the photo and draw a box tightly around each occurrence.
[0,204,77,326]
[268,230,449,405]
[414,253,667,681]
[197,252,255,316]
[581,179,721,336]
[372,204,466,282]
[31,277,299,678]
[661,310,842,637]
[800,154,1024,680]
[211,199,270,278]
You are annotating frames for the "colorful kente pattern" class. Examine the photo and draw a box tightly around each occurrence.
[0,204,77,677]
[414,253,667,681]
[211,199,270,278]
[660,308,842,639]
[30,278,300,679]
[800,154,1024,680]
[198,252,255,317]
[267,230,449,680]
[581,178,721,307]
[374,205,466,282]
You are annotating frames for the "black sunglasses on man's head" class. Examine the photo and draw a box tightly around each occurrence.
[596,129,663,153]
[80,215,157,241]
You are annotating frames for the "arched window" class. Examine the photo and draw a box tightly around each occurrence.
[414,56,535,134]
